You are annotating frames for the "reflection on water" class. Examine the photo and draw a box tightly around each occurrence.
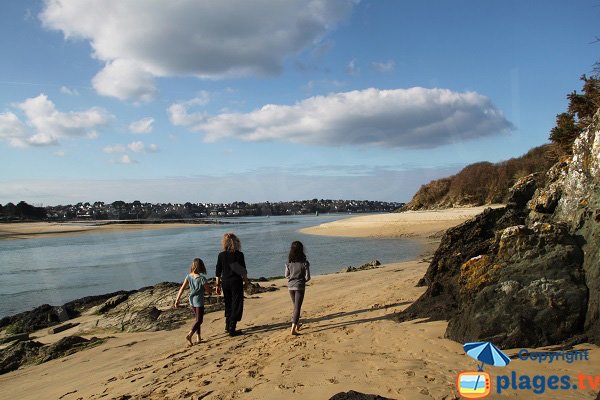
[0,214,421,317]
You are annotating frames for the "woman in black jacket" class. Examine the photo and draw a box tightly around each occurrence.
[215,232,250,336]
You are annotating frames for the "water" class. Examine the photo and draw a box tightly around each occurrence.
[0,214,422,318]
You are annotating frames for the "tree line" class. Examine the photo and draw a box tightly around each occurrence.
[0,202,47,220]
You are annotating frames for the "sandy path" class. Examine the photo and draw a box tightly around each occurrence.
[1,260,598,400]
[0,222,208,240]
[300,206,504,239]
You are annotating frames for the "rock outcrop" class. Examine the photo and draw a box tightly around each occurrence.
[329,391,393,400]
[1,280,278,336]
[0,291,131,334]
[0,336,103,375]
[398,109,600,348]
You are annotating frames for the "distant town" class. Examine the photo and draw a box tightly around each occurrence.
[0,199,404,221]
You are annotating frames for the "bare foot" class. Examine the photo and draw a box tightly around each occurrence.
[296,323,303,331]
[290,324,300,336]
[186,333,193,346]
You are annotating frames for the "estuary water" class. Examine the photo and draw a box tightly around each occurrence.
[0,214,422,318]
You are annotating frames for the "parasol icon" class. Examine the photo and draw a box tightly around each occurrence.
[463,341,511,371]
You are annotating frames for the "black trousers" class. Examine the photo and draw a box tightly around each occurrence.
[289,290,305,325]
[222,279,244,323]
[190,306,204,334]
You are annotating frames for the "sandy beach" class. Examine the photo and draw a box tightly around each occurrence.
[1,261,599,399]
[1,208,599,399]
[300,206,504,239]
[0,221,208,240]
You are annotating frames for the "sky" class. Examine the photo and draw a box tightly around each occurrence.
[0,0,598,205]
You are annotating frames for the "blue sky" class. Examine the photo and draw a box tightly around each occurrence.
[0,0,598,205]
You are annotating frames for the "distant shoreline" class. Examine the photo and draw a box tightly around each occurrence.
[0,220,212,240]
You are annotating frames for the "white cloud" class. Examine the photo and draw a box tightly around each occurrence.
[0,112,27,147]
[167,92,210,127]
[127,141,159,153]
[172,87,513,149]
[0,94,112,147]
[92,59,156,102]
[129,117,154,134]
[39,0,356,101]
[127,141,144,153]
[103,144,126,154]
[103,141,160,154]
[60,86,79,95]
[54,150,65,157]
[117,154,135,164]
[371,60,395,72]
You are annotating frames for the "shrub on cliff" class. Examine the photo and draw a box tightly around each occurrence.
[550,75,600,154]
[401,144,558,210]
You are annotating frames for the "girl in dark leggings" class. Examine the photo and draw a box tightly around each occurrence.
[174,258,210,346]
[284,241,311,335]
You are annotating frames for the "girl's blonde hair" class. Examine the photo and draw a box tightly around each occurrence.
[221,233,241,253]
[190,258,207,274]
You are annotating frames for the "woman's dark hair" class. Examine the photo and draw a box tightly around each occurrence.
[288,241,307,263]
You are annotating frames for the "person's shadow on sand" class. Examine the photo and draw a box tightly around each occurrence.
[240,301,412,335]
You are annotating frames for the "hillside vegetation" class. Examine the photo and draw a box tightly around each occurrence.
[401,144,559,210]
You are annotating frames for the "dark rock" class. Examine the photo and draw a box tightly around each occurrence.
[0,333,29,345]
[245,282,279,295]
[0,290,133,334]
[528,162,567,215]
[0,336,104,375]
[329,391,392,400]
[0,340,44,374]
[0,304,71,335]
[506,173,538,209]
[340,260,382,274]
[36,336,102,363]
[446,222,587,348]
[96,293,130,314]
[48,322,79,334]
[96,282,224,332]
[1,281,227,336]
[399,206,518,322]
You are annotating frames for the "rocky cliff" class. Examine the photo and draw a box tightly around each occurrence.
[398,109,600,348]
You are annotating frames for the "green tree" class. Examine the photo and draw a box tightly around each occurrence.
[549,113,579,153]
[112,200,126,208]
[549,75,600,153]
